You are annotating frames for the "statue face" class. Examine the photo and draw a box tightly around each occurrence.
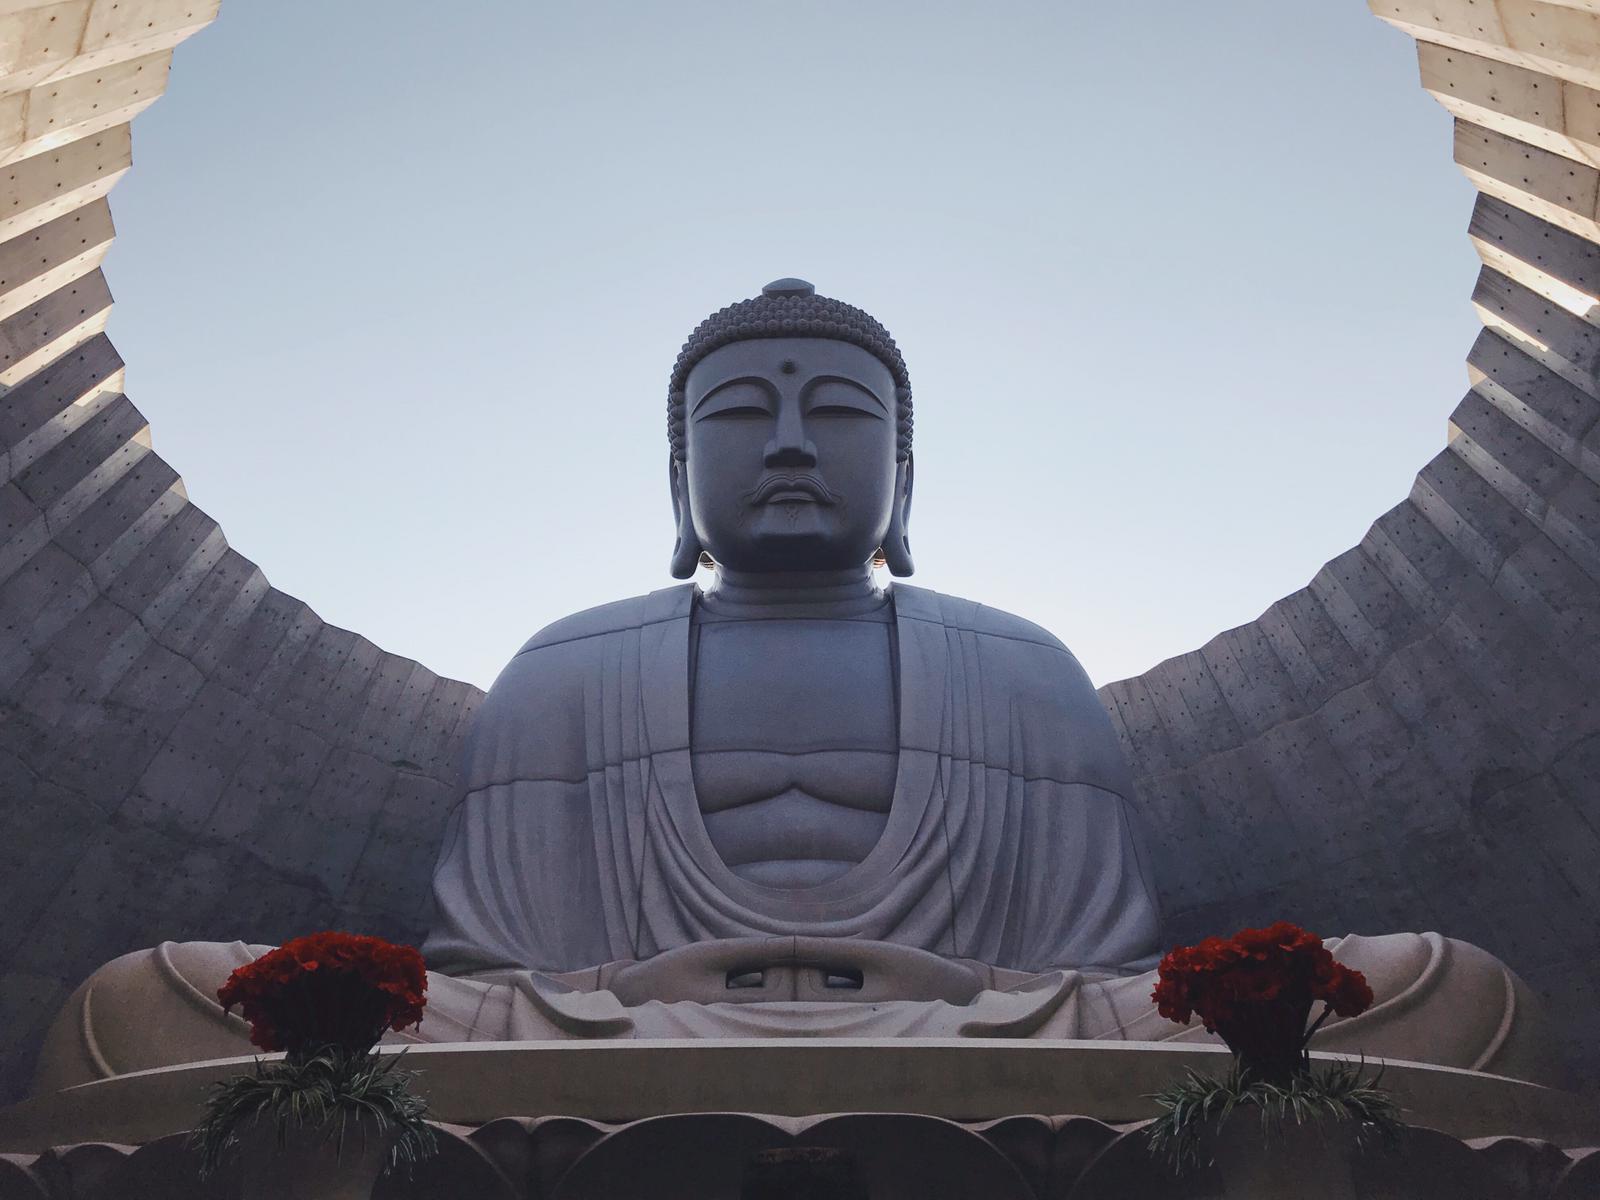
[682,337,899,573]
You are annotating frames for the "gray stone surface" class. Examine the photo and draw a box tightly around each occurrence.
[0,6,479,1105]
[38,930,1551,1094]
[9,1039,1596,1151]
[0,0,1598,1110]
[1102,9,1600,1088]
[1108,184,1600,1114]
[5,1109,1599,1200]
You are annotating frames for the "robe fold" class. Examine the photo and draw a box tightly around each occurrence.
[424,583,1163,977]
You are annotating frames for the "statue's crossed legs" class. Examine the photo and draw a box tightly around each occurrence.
[34,931,1559,1095]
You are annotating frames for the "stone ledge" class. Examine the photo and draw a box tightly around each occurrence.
[2,1040,1594,1154]
[0,1112,1598,1199]
[1,1042,1597,1197]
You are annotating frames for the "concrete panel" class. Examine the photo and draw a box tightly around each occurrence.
[1499,1,1600,90]
[1496,532,1600,665]
[1194,622,1306,740]
[66,0,220,78]
[1411,445,1533,575]
[1372,0,1513,62]
[0,542,96,694]
[0,201,113,322]
[1472,269,1600,398]
[0,2,92,98]
[1125,765,1240,919]
[1450,389,1576,518]
[8,52,170,164]
[1254,593,1329,700]
[0,125,128,243]
[1469,193,1600,316]
[1456,122,1600,240]
[1368,634,1537,806]
[1308,546,1423,667]
[1097,675,1181,777]
[0,332,123,490]
[1419,42,1600,167]
[0,270,114,389]
[154,548,264,665]
[1542,459,1600,575]
[1467,328,1600,465]
[1261,587,1365,704]
[1360,500,1470,619]
[1138,653,1242,762]
[350,656,438,762]
[1377,0,1600,90]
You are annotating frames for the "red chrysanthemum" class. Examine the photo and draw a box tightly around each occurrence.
[217,932,427,1057]
[1151,922,1373,1082]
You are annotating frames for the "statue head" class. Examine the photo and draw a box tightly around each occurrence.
[667,279,915,578]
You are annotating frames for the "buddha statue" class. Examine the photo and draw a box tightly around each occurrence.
[32,281,1558,1091]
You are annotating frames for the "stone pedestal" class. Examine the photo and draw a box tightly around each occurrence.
[0,1041,1595,1198]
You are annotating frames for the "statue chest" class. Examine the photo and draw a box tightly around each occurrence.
[689,615,898,888]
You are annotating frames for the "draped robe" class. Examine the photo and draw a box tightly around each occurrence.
[424,583,1163,977]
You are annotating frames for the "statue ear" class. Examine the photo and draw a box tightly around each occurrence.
[669,456,704,579]
[882,455,915,577]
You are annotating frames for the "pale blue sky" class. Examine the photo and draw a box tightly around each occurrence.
[105,1,1475,689]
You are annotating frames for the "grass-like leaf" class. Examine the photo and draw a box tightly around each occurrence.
[190,1046,438,1178]
[1145,1059,1402,1172]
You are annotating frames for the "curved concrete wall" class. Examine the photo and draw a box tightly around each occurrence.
[0,3,480,1101]
[1103,0,1600,1089]
[0,0,1596,1102]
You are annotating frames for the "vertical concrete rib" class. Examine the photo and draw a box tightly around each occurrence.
[1,0,1599,1106]
[0,3,483,1104]
[1099,2,1600,1091]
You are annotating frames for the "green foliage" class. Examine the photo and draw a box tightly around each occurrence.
[1145,1059,1403,1172]
[191,1046,437,1178]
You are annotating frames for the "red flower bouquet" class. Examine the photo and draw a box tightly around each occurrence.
[218,931,427,1057]
[1152,921,1374,1083]
[197,933,436,1179]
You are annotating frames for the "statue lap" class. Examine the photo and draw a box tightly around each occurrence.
[33,930,1559,1093]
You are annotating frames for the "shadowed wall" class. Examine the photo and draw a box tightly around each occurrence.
[1101,0,1600,1091]
[0,0,1596,1103]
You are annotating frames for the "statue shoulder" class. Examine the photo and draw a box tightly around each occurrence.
[891,583,1079,660]
[891,584,1130,793]
[464,585,695,786]
[515,584,695,657]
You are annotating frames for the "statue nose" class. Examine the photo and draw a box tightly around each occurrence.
[763,436,818,469]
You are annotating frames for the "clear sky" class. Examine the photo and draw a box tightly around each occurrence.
[103,1,1477,690]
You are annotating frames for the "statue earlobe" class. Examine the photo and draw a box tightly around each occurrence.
[669,456,704,579]
[882,455,915,577]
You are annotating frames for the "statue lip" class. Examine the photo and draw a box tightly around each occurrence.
[748,474,837,506]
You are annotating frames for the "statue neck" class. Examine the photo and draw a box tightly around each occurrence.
[697,565,888,619]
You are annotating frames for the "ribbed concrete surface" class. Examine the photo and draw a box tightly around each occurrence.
[0,0,1596,1105]
[0,2,479,1103]
[1102,0,1600,1093]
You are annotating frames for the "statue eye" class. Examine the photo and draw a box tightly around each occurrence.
[693,381,774,420]
[699,403,770,420]
[808,404,878,418]
[804,378,885,419]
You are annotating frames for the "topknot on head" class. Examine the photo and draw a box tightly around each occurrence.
[762,278,816,298]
